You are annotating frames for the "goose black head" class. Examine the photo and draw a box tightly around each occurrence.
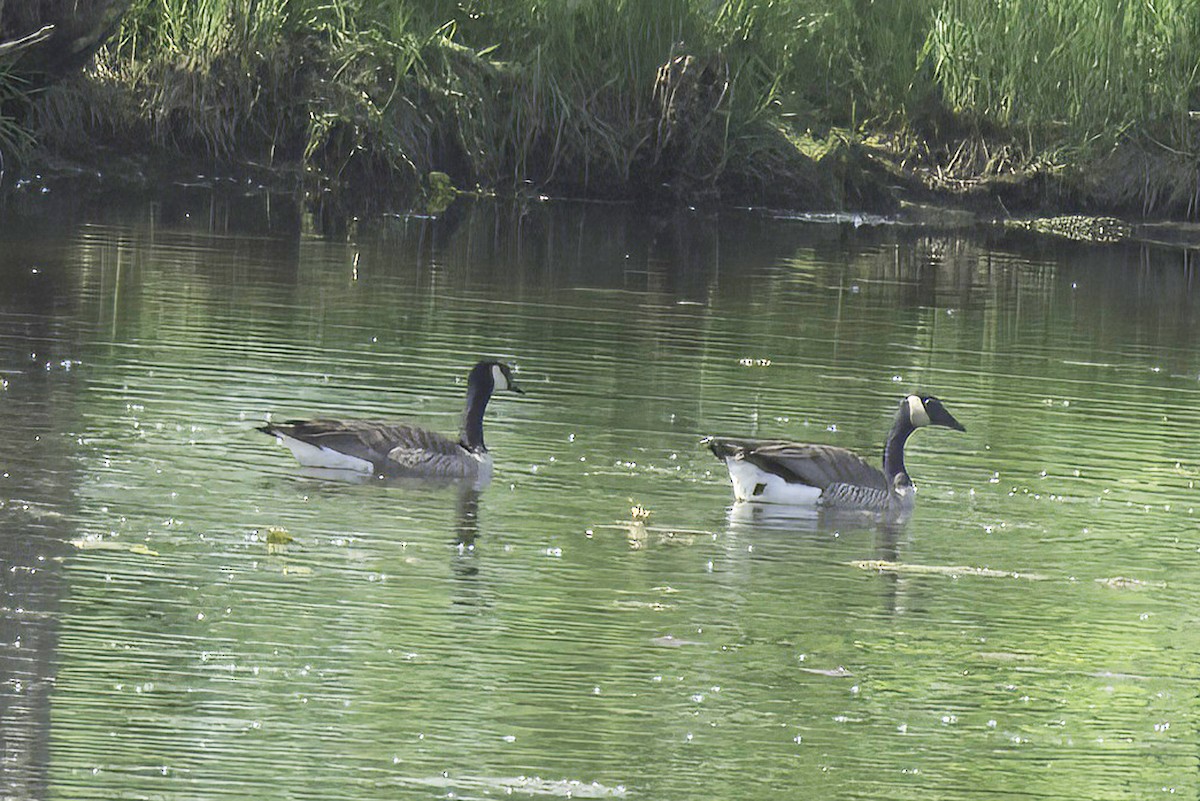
[904,395,965,431]
[469,360,525,395]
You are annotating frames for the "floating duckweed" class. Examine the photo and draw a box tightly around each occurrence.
[265,526,293,545]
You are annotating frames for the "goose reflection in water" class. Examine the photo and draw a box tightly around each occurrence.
[723,496,912,617]
[292,468,485,547]
[287,467,492,602]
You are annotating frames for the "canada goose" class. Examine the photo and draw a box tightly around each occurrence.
[707,395,965,510]
[258,360,523,479]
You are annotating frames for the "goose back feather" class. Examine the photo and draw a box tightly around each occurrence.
[259,419,489,478]
[711,439,888,491]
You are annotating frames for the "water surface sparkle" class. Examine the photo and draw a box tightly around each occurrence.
[2,194,1198,800]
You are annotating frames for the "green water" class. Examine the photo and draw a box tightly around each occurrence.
[2,191,1199,800]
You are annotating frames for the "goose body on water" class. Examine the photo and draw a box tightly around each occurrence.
[707,395,965,511]
[258,360,523,479]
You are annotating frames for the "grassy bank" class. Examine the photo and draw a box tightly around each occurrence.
[6,0,1200,216]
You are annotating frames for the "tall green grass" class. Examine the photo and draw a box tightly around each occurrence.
[19,0,1200,212]
[0,66,35,172]
[31,0,943,194]
[925,0,1200,154]
[923,0,1200,210]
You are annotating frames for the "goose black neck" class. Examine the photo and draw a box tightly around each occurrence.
[882,411,915,482]
[459,377,493,452]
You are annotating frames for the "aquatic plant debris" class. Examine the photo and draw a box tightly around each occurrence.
[1095,576,1165,590]
[849,560,1047,580]
[596,523,712,536]
[612,600,675,611]
[650,635,704,648]
[1003,216,1133,243]
[265,525,294,554]
[69,538,159,556]
[424,171,458,214]
[265,526,294,545]
[395,774,626,797]
[976,652,1038,662]
[800,666,854,677]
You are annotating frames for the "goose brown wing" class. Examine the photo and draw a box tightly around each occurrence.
[271,419,463,468]
[717,438,887,491]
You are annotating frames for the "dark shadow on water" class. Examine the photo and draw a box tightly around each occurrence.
[294,467,490,508]
[0,234,84,801]
[364,200,730,302]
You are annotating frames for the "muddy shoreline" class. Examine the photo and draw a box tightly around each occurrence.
[10,144,1200,253]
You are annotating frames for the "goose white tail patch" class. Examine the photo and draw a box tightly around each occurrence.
[491,364,509,392]
[274,434,375,474]
[906,395,931,427]
[724,457,823,506]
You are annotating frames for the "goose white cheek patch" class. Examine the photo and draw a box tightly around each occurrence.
[907,395,931,427]
[491,364,509,391]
